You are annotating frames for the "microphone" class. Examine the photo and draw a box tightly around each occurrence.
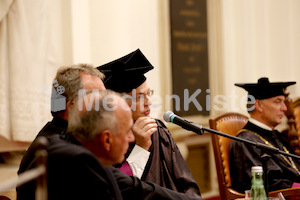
[164,112,300,161]
[163,111,204,134]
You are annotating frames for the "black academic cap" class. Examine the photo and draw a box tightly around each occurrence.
[235,77,296,99]
[97,49,154,93]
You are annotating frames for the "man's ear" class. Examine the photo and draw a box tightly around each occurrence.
[125,98,133,107]
[63,101,74,121]
[66,100,75,110]
[98,130,112,152]
[255,99,263,112]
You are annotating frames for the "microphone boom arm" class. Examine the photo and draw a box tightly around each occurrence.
[163,111,300,159]
[200,126,300,160]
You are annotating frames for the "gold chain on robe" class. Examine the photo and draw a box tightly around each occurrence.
[239,129,300,175]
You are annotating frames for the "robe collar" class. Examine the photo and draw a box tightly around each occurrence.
[249,118,273,131]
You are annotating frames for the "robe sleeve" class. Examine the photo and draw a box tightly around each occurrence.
[157,120,201,197]
[111,167,202,200]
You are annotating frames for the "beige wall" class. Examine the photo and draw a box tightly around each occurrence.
[1,0,299,198]
[218,0,300,116]
[51,0,300,122]
[50,2,300,196]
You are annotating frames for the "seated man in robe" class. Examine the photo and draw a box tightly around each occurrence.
[97,49,200,197]
[18,89,202,200]
[229,77,300,193]
[17,64,106,200]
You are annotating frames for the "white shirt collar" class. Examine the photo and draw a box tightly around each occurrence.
[249,118,273,131]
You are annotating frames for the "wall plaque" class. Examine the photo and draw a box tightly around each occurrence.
[170,0,209,116]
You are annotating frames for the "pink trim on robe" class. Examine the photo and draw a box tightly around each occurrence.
[118,161,133,176]
[292,182,300,188]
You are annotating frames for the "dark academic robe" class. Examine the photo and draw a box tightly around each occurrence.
[18,117,68,174]
[229,121,300,193]
[17,117,68,200]
[119,119,201,197]
[18,133,201,200]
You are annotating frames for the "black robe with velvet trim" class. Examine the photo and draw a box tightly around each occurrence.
[229,121,300,193]
[120,119,201,198]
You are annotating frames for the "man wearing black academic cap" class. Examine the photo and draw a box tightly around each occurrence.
[97,49,201,198]
[229,77,300,193]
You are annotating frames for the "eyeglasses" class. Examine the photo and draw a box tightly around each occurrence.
[132,89,154,102]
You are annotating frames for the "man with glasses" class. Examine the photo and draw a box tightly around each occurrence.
[97,49,201,198]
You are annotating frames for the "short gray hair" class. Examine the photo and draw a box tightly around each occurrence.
[54,63,105,102]
[67,90,121,141]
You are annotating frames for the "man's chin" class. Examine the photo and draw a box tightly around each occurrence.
[117,157,125,164]
[274,120,282,127]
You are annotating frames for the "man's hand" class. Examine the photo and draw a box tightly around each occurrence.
[132,117,157,150]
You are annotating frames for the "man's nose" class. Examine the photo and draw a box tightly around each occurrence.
[144,95,152,106]
[281,101,287,111]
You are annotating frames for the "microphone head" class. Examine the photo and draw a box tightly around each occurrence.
[163,111,174,122]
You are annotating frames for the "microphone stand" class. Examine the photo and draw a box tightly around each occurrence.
[196,125,300,160]
[164,110,300,195]
[195,125,300,195]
